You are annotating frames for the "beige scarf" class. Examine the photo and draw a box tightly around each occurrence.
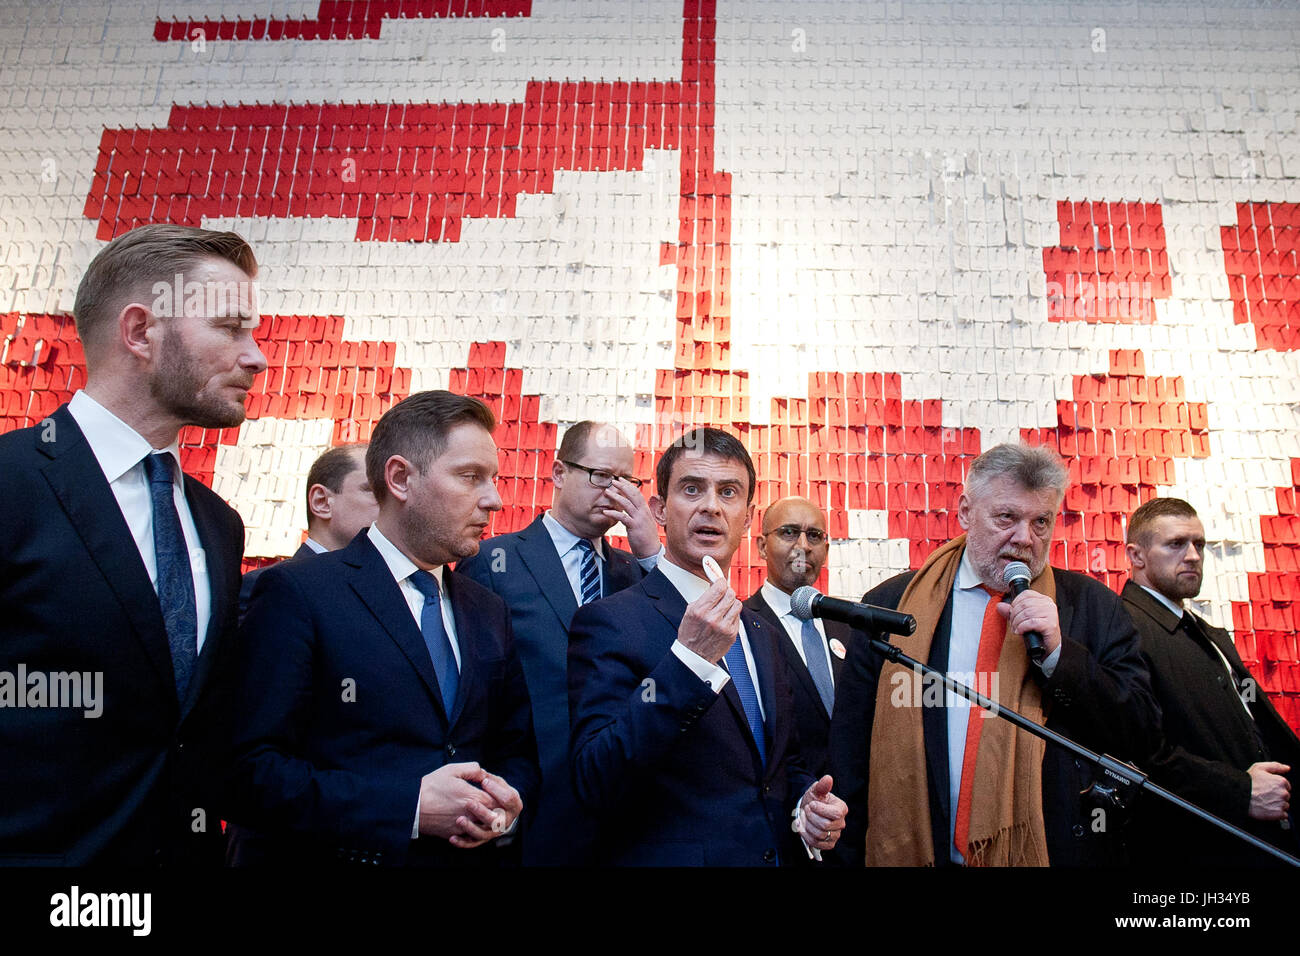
[863,535,1053,866]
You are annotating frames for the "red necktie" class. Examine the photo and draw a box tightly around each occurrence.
[953,587,1007,861]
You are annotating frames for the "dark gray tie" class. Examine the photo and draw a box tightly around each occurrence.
[143,452,196,702]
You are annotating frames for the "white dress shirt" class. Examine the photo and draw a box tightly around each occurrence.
[67,390,211,651]
[541,509,659,603]
[302,537,328,555]
[759,580,836,685]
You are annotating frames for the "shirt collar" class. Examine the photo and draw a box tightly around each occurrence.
[657,555,711,603]
[367,523,443,589]
[955,547,986,592]
[1139,583,1184,619]
[760,579,794,617]
[542,509,603,560]
[303,537,329,555]
[68,390,181,484]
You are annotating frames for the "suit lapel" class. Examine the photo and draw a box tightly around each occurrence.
[750,593,827,721]
[181,479,230,717]
[602,543,642,594]
[824,619,851,684]
[443,569,479,727]
[643,570,767,766]
[925,595,956,832]
[516,515,580,626]
[37,406,176,702]
[345,535,449,721]
[744,609,781,760]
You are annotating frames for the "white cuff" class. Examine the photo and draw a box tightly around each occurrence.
[636,546,663,572]
[671,640,730,692]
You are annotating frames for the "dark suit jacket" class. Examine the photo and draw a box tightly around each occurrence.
[0,404,244,865]
[228,531,540,866]
[829,564,1159,867]
[238,542,315,623]
[1121,581,1300,865]
[743,588,858,777]
[568,567,816,866]
[457,514,643,864]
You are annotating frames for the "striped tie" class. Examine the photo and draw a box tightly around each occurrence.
[575,539,601,605]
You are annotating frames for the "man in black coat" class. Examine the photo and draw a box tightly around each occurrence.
[1120,496,1299,865]
[0,224,267,864]
[830,443,1158,866]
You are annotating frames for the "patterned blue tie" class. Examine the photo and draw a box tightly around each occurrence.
[408,570,459,713]
[800,617,835,716]
[724,635,766,766]
[143,453,196,702]
[575,539,601,605]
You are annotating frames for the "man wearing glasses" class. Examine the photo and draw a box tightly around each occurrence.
[744,497,858,777]
[458,421,661,864]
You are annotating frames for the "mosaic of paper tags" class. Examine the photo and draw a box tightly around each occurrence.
[1,0,1298,726]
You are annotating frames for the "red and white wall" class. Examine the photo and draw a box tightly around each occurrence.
[2,1,1298,726]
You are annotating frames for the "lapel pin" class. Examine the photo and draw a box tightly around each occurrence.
[829,638,847,660]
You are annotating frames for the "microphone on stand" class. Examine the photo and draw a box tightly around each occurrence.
[789,586,917,637]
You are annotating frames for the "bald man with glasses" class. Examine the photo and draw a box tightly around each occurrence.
[458,420,661,864]
[743,496,859,777]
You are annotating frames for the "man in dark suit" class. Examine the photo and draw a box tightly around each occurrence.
[568,427,847,866]
[744,495,858,777]
[830,443,1158,866]
[238,443,378,620]
[458,420,660,864]
[1120,497,1299,865]
[229,390,539,866]
[0,224,267,865]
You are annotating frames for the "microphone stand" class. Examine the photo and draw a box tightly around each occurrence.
[866,633,1300,868]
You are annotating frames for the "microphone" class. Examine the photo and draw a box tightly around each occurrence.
[789,586,917,637]
[1002,561,1045,665]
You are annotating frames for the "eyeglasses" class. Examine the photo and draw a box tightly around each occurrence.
[561,460,645,490]
[765,524,828,545]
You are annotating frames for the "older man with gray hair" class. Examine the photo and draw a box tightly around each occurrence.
[830,443,1157,867]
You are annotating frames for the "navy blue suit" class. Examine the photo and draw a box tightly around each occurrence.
[457,514,643,864]
[229,531,540,866]
[0,404,244,865]
[238,542,314,623]
[568,567,815,866]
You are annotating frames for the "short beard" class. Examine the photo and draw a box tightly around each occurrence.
[150,328,247,429]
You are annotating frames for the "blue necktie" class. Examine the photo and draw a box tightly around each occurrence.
[723,635,766,766]
[143,452,196,702]
[408,570,459,713]
[575,539,601,605]
[800,617,835,716]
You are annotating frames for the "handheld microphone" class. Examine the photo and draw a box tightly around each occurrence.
[789,586,917,637]
[1002,561,1045,665]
